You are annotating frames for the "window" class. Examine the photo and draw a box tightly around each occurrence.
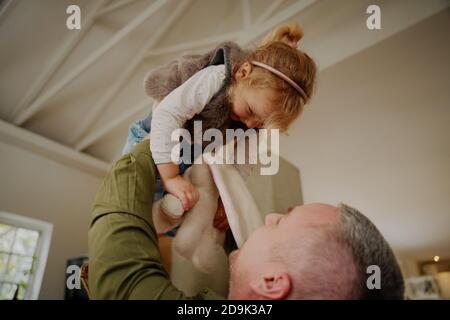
[0,211,52,300]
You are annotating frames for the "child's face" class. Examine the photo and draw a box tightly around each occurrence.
[230,64,277,129]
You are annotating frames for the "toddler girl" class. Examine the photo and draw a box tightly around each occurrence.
[122,22,317,215]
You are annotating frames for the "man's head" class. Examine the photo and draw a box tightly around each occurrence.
[228,203,405,300]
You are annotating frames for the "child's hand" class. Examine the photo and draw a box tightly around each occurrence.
[163,175,199,211]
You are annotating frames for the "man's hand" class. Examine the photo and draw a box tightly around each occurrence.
[213,197,229,232]
[163,175,199,211]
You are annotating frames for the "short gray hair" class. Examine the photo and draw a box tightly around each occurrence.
[338,204,405,299]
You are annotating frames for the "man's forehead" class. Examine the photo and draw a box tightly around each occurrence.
[289,203,340,225]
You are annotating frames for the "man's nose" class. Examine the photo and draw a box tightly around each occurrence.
[265,213,284,226]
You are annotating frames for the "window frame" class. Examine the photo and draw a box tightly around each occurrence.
[0,211,53,300]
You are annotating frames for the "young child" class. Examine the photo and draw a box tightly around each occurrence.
[122,22,317,215]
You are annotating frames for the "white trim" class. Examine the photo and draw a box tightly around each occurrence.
[9,0,107,122]
[75,99,153,151]
[0,119,109,177]
[72,0,192,145]
[95,0,137,17]
[254,0,285,25]
[144,0,309,59]
[239,0,317,47]
[315,0,450,72]
[14,0,168,125]
[145,31,241,58]
[0,211,53,300]
[0,0,16,23]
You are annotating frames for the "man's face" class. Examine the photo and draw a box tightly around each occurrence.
[228,203,340,299]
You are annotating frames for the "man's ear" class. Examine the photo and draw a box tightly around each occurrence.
[235,62,252,80]
[249,271,291,300]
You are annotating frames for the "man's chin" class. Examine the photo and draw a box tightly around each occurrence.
[228,271,242,300]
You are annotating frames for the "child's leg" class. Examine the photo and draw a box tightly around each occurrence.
[122,113,195,237]
[122,113,169,214]
[121,113,152,155]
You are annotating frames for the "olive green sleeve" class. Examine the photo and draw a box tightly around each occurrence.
[88,213,221,299]
[88,140,223,300]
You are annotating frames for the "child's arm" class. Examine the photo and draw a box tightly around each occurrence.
[149,65,226,209]
[157,163,199,211]
[150,64,226,165]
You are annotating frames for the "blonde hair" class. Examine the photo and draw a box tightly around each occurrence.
[232,22,317,132]
[260,22,304,47]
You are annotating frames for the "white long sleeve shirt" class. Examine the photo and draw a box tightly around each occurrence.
[150,64,227,164]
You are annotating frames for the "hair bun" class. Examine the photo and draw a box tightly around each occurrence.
[260,22,304,48]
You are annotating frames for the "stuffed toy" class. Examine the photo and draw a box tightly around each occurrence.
[151,138,265,277]
[152,162,226,274]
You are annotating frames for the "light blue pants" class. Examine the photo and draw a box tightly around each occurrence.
[122,112,190,236]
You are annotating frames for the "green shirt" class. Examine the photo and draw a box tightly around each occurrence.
[88,140,224,300]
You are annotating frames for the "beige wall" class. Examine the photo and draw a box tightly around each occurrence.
[0,140,101,299]
[246,157,304,216]
[280,10,450,261]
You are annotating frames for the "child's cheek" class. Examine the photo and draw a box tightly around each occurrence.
[230,104,241,121]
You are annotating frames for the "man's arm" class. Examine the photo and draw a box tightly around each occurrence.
[89,213,186,299]
[87,140,223,300]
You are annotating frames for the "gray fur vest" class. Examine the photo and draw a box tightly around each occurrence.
[144,41,250,139]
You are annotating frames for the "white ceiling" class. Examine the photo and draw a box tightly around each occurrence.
[1,0,447,165]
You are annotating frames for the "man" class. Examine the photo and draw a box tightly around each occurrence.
[88,140,404,299]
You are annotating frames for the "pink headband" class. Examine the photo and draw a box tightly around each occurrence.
[251,61,308,100]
